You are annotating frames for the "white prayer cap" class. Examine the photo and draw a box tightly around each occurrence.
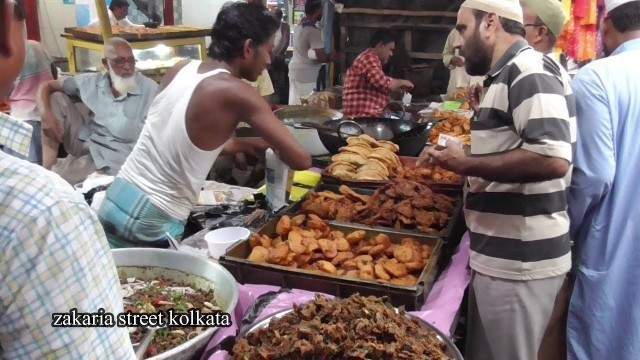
[606,0,640,14]
[461,0,524,24]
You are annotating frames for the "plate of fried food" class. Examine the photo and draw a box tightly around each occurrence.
[242,214,441,289]
[428,111,471,146]
[393,158,465,188]
[300,182,458,236]
[323,134,403,185]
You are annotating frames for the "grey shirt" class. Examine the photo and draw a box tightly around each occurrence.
[61,72,158,174]
[288,24,324,83]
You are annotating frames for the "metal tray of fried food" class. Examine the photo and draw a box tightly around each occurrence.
[238,308,463,360]
[287,183,464,244]
[219,221,443,311]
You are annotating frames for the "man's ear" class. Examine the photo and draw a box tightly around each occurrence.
[539,25,549,39]
[243,39,254,59]
[102,58,109,70]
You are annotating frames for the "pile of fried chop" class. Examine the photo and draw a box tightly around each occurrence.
[302,182,455,235]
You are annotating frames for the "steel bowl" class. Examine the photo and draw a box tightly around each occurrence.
[112,248,239,360]
[237,308,463,359]
[274,106,343,156]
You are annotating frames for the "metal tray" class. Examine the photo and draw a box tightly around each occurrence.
[220,221,443,311]
[238,308,463,360]
[321,156,464,194]
[287,183,464,244]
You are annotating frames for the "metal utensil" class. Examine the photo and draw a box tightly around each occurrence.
[293,122,362,139]
[238,308,463,360]
[135,326,166,359]
[165,232,181,251]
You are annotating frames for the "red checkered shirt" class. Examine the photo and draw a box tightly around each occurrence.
[342,49,392,118]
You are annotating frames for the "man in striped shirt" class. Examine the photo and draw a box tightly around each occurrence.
[418,0,576,359]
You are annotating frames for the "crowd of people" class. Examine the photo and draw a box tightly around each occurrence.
[0,0,639,359]
[419,0,640,359]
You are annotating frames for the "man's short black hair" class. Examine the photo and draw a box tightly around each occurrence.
[109,0,129,11]
[368,29,396,48]
[305,0,322,16]
[14,0,25,21]
[473,9,526,37]
[208,2,279,62]
[273,8,283,21]
[609,1,640,33]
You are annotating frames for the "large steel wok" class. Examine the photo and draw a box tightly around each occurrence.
[112,248,239,360]
[313,117,432,157]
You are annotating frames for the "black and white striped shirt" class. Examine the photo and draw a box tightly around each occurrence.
[465,40,576,280]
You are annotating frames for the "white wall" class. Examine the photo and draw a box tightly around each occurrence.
[37,0,78,58]
[181,0,240,28]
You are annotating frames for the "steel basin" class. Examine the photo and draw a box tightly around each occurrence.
[112,248,239,360]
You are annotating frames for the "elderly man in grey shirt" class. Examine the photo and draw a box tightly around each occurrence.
[38,37,157,185]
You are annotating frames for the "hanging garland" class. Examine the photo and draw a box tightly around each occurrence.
[557,0,600,61]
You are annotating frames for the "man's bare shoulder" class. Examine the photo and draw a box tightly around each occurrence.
[197,73,263,105]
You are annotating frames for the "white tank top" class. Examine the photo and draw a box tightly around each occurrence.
[118,61,230,220]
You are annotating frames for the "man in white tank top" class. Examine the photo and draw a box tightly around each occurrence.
[98,2,312,248]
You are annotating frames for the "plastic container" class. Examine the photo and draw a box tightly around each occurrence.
[204,227,251,259]
[265,149,294,211]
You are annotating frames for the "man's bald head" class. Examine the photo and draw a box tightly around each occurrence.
[104,37,133,59]
[102,37,136,79]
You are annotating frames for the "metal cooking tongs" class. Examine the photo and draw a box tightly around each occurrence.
[294,121,365,141]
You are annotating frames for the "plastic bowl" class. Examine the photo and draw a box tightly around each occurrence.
[205,227,251,259]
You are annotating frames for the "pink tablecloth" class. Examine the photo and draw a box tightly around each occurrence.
[203,233,472,360]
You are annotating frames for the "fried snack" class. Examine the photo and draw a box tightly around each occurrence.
[331,153,367,166]
[345,136,371,147]
[428,112,471,146]
[301,179,456,235]
[356,134,379,147]
[346,230,366,244]
[358,160,389,176]
[245,216,434,287]
[248,246,269,263]
[327,134,401,181]
[331,251,354,266]
[354,170,388,181]
[339,144,371,157]
[331,169,355,180]
[276,215,291,236]
[249,234,261,248]
[377,140,400,153]
[374,263,391,280]
[327,161,357,173]
[268,243,290,264]
[316,260,338,275]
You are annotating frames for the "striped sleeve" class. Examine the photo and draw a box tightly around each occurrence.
[510,71,573,162]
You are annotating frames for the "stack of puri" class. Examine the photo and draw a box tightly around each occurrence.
[327,134,401,181]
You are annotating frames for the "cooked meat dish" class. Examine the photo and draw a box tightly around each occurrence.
[233,294,452,360]
[120,277,220,358]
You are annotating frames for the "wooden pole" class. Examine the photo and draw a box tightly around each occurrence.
[25,0,40,41]
[94,0,112,43]
[164,0,174,25]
